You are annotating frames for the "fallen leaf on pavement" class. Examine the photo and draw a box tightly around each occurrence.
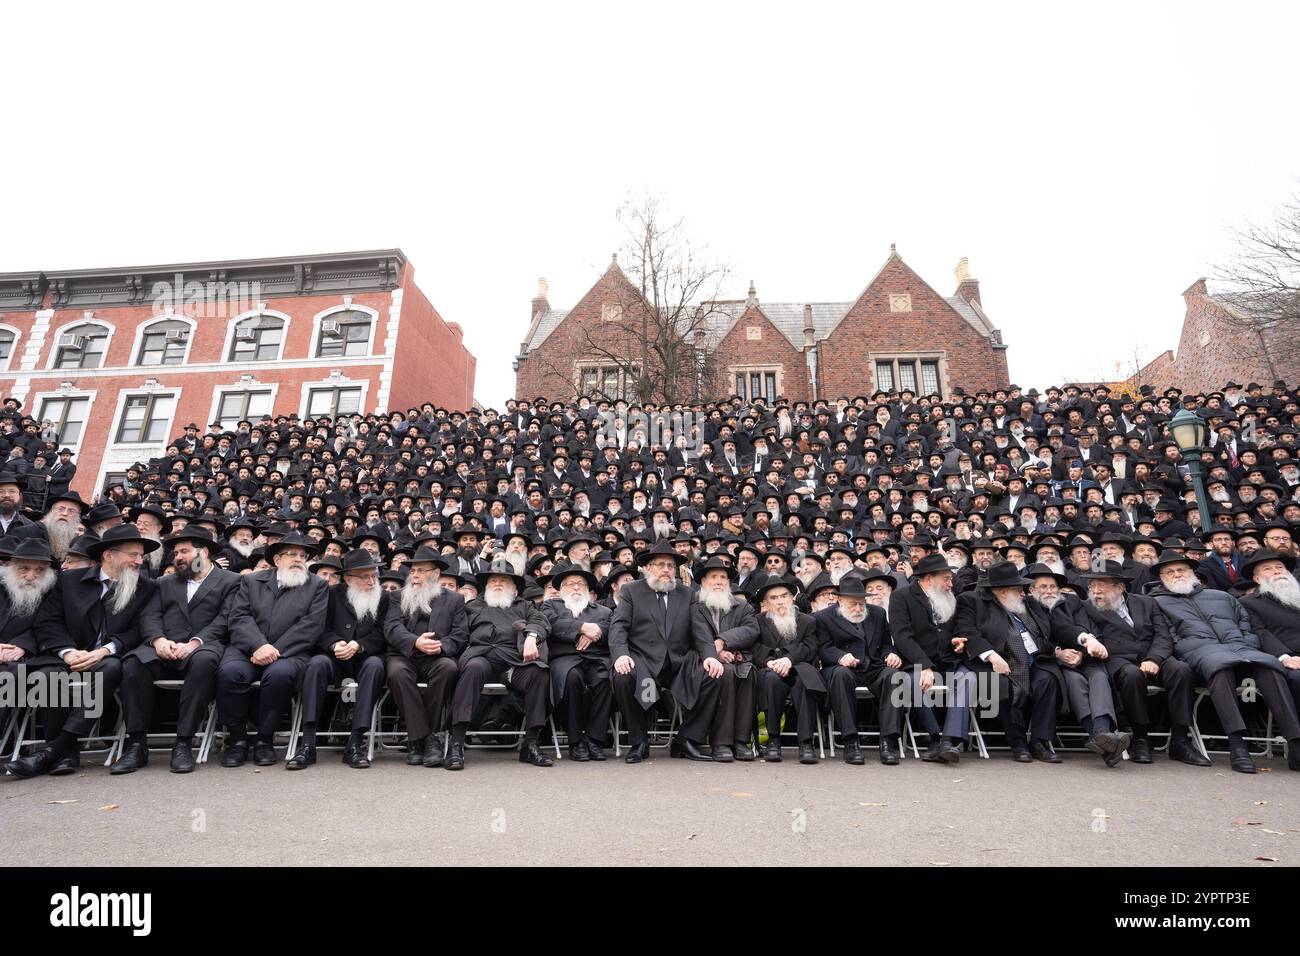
[97,804,119,812]
[47,799,77,805]
[1260,829,1285,835]
[859,802,888,807]
[731,792,753,798]
[1254,856,1278,862]
[928,861,950,867]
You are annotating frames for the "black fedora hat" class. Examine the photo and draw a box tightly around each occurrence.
[977,561,1035,589]
[45,490,89,515]
[1023,562,1070,586]
[341,549,381,574]
[549,561,599,592]
[407,544,444,566]
[1241,548,1297,581]
[601,563,637,596]
[87,522,162,560]
[858,567,898,591]
[475,557,525,592]
[66,533,100,560]
[309,555,343,574]
[10,538,56,566]
[696,555,737,582]
[751,571,801,602]
[635,539,689,567]
[1152,550,1198,572]
[265,531,319,562]
[911,553,953,577]
[1075,559,1130,582]
[84,501,123,526]
[163,525,223,554]
[835,574,869,599]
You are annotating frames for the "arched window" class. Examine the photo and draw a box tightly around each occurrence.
[228,314,284,362]
[54,323,110,369]
[136,319,191,366]
[315,309,373,358]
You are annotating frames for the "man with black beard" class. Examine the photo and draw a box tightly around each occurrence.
[114,527,241,774]
[295,550,389,769]
[888,554,971,764]
[216,532,329,768]
[815,575,907,765]
[542,562,613,761]
[0,471,37,537]
[752,573,825,764]
[383,547,468,768]
[9,524,158,778]
[1238,549,1300,733]
[0,539,59,744]
[693,557,760,761]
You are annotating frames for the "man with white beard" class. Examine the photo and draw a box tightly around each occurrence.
[825,544,858,587]
[1240,549,1300,723]
[953,561,1062,764]
[383,548,468,769]
[30,491,88,561]
[692,557,761,761]
[541,563,613,761]
[8,524,158,778]
[559,531,598,573]
[216,532,329,769]
[446,559,551,770]
[296,550,389,770]
[128,502,168,576]
[114,527,241,774]
[0,539,58,751]
[752,574,825,764]
[889,554,976,764]
[501,530,531,576]
[219,518,258,573]
[1152,551,1300,773]
[814,575,906,765]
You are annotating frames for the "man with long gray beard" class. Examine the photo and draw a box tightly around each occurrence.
[446,558,551,770]
[752,573,825,763]
[114,526,240,774]
[295,549,389,769]
[542,562,613,760]
[888,554,973,764]
[383,548,468,768]
[22,490,88,561]
[216,531,329,768]
[693,557,760,761]
[8,524,158,778]
[0,539,59,747]
[1152,551,1300,773]
[1240,549,1300,720]
[953,561,1063,764]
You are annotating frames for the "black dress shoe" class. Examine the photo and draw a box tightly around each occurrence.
[1012,746,1034,763]
[671,738,712,761]
[1085,733,1110,756]
[170,740,196,774]
[445,742,465,770]
[937,740,962,765]
[1288,746,1300,772]
[49,751,80,776]
[711,745,735,763]
[569,740,591,762]
[921,738,944,762]
[1030,741,1062,764]
[624,742,650,764]
[344,745,370,769]
[1102,731,1131,768]
[422,735,445,768]
[879,739,901,766]
[406,739,425,766]
[843,738,865,765]
[798,742,818,764]
[733,742,755,762]
[1169,740,1212,767]
[220,740,249,768]
[6,748,62,778]
[1229,746,1257,774]
[519,742,554,767]
[253,742,277,767]
[1128,736,1153,764]
[587,741,607,761]
[286,745,316,770]
[111,741,149,775]
[764,740,783,762]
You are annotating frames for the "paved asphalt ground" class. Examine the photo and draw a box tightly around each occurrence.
[2,744,1297,867]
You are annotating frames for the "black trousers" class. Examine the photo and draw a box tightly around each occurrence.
[711,663,755,747]
[1205,664,1300,739]
[301,653,385,732]
[560,659,612,745]
[121,649,221,738]
[1108,656,1195,729]
[757,668,819,743]
[384,653,458,740]
[451,657,548,731]
[216,656,307,740]
[994,666,1058,746]
[36,657,122,741]
[825,665,904,740]
[611,662,722,746]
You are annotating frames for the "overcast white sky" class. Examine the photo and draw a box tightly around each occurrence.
[3,2,1297,407]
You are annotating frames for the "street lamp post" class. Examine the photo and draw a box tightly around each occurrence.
[1170,407,1213,535]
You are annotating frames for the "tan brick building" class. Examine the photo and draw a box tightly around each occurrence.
[514,247,1010,403]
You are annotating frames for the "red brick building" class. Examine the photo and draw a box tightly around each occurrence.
[514,246,1009,403]
[0,250,475,496]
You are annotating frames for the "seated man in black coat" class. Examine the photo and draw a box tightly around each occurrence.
[0,539,59,753]
[752,573,824,764]
[692,556,761,761]
[542,562,613,761]
[953,561,1062,764]
[1239,549,1300,718]
[815,575,906,766]
[296,549,389,770]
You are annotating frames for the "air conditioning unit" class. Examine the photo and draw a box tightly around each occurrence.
[235,327,256,341]
[321,320,341,337]
[58,334,85,350]
[165,330,189,343]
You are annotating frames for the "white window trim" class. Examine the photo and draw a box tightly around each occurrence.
[129,314,197,367]
[299,375,369,419]
[728,364,784,401]
[45,318,115,371]
[208,382,282,430]
[310,304,379,359]
[868,352,947,397]
[0,324,20,373]
[31,387,98,453]
[108,386,184,449]
[574,361,640,402]
[221,309,292,365]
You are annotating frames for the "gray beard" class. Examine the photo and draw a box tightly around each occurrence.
[145,538,163,571]
[922,582,957,623]
[1258,574,1300,611]
[563,593,589,618]
[484,589,516,610]
[837,604,866,625]
[652,522,672,540]
[646,575,677,594]
[995,592,1027,616]
[108,566,140,614]
[1162,577,1196,596]
[229,540,254,558]
[698,588,734,615]
[1089,591,1124,614]
[0,566,56,617]
[767,607,798,641]
[346,584,382,622]
[278,566,308,589]
[42,514,79,559]
[1036,593,1062,610]
[503,551,526,576]
[400,581,440,618]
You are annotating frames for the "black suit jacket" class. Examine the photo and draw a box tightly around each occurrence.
[888,580,958,669]
[1241,592,1300,658]
[324,588,390,658]
[228,570,329,660]
[0,581,43,657]
[34,566,158,665]
[813,604,891,678]
[1068,592,1175,665]
[608,579,716,709]
[133,567,240,664]
[383,588,469,659]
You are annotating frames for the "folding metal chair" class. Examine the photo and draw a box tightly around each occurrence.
[900,681,990,759]
[104,679,219,764]
[1190,682,1287,760]
[826,685,884,756]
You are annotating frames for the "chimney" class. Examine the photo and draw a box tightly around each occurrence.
[802,304,815,349]
[954,257,981,307]
[746,280,757,308]
[531,277,550,320]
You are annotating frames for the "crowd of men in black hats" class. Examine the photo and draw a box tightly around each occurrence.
[2,376,1300,778]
